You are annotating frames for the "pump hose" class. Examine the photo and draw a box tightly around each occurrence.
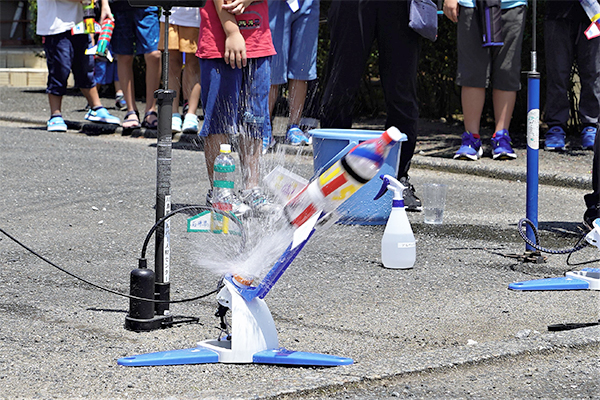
[517,218,589,254]
[0,205,247,305]
[139,204,246,259]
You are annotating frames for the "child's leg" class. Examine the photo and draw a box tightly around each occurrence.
[462,86,485,134]
[114,79,123,97]
[143,50,161,116]
[117,54,137,112]
[182,54,201,115]
[268,84,279,121]
[287,79,307,126]
[492,89,516,133]
[238,135,261,189]
[204,133,229,184]
[44,32,74,117]
[48,94,62,116]
[168,50,184,113]
[80,87,103,109]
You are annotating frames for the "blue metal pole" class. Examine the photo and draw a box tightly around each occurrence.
[525,0,540,253]
[526,71,540,252]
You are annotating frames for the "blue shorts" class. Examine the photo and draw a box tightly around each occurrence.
[94,59,118,86]
[199,57,272,140]
[43,31,95,96]
[111,4,159,56]
[268,0,319,85]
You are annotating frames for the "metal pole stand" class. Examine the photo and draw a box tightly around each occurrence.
[125,5,175,331]
[508,0,546,264]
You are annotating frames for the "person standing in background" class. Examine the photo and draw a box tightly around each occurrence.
[158,6,202,135]
[542,0,600,152]
[38,0,121,132]
[267,0,319,148]
[320,0,423,211]
[444,0,527,161]
[102,0,161,130]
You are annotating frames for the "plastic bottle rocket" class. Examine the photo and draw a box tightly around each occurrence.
[96,18,115,60]
[284,126,403,227]
[374,174,416,269]
[82,0,96,34]
[580,0,600,22]
[211,144,236,234]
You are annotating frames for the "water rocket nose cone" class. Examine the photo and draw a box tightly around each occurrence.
[385,126,402,143]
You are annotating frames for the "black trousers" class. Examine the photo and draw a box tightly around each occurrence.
[584,123,600,213]
[320,0,420,179]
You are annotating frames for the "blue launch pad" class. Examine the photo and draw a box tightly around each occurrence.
[508,276,590,291]
[509,268,600,291]
[117,347,219,367]
[252,348,353,366]
[117,347,353,367]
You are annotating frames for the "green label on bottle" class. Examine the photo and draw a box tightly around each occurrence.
[213,179,234,189]
[214,164,235,173]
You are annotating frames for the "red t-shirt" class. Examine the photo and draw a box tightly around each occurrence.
[196,0,276,59]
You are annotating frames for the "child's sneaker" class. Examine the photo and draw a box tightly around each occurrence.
[453,131,482,160]
[262,134,276,155]
[240,187,281,216]
[85,107,121,125]
[47,115,67,132]
[491,129,517,160]
[115,94,127,111]
[172,113,182,133]
[581,126,596,150]
[286,125,309,146]
[182,113,199,134]
[544,125,566,151]
[206,188,251,219]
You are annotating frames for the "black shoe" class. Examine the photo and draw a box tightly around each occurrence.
[399,176,422,212]
[583,206,600,231]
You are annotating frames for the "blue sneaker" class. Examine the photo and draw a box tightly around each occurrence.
[453,131,482,160]
[115,93,127,111]
[491,129,517,160]
[581,126,596,150]
[85,107,121,125]
[47,115,67,132]
[544,126,566,151]
[262,134,276,155]
[286,125,309,146]
[182,113,199,134]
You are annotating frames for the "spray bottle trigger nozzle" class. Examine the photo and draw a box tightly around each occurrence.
[374,175,391,200]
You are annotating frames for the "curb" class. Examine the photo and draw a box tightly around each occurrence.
[411,155,592,190]
[2,113,592,189]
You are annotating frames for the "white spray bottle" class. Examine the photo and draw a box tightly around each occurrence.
[374,174,416,269]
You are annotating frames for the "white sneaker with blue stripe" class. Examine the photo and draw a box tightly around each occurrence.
[47,115,67,132]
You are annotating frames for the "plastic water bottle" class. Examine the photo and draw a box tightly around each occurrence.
[211,144,235,234]
[374,175,416,269]
[284,127,403,227]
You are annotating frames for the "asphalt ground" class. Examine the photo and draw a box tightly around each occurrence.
[0,86,598,399]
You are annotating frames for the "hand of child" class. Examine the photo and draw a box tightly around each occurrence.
[100,0,114,21]
[224,32,247,69]
[443,0,459,23]
[221,0,254,15]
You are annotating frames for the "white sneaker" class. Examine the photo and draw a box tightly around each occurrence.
[182,113,199,134]
[172,113,182,133]
[239,187,281,216]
